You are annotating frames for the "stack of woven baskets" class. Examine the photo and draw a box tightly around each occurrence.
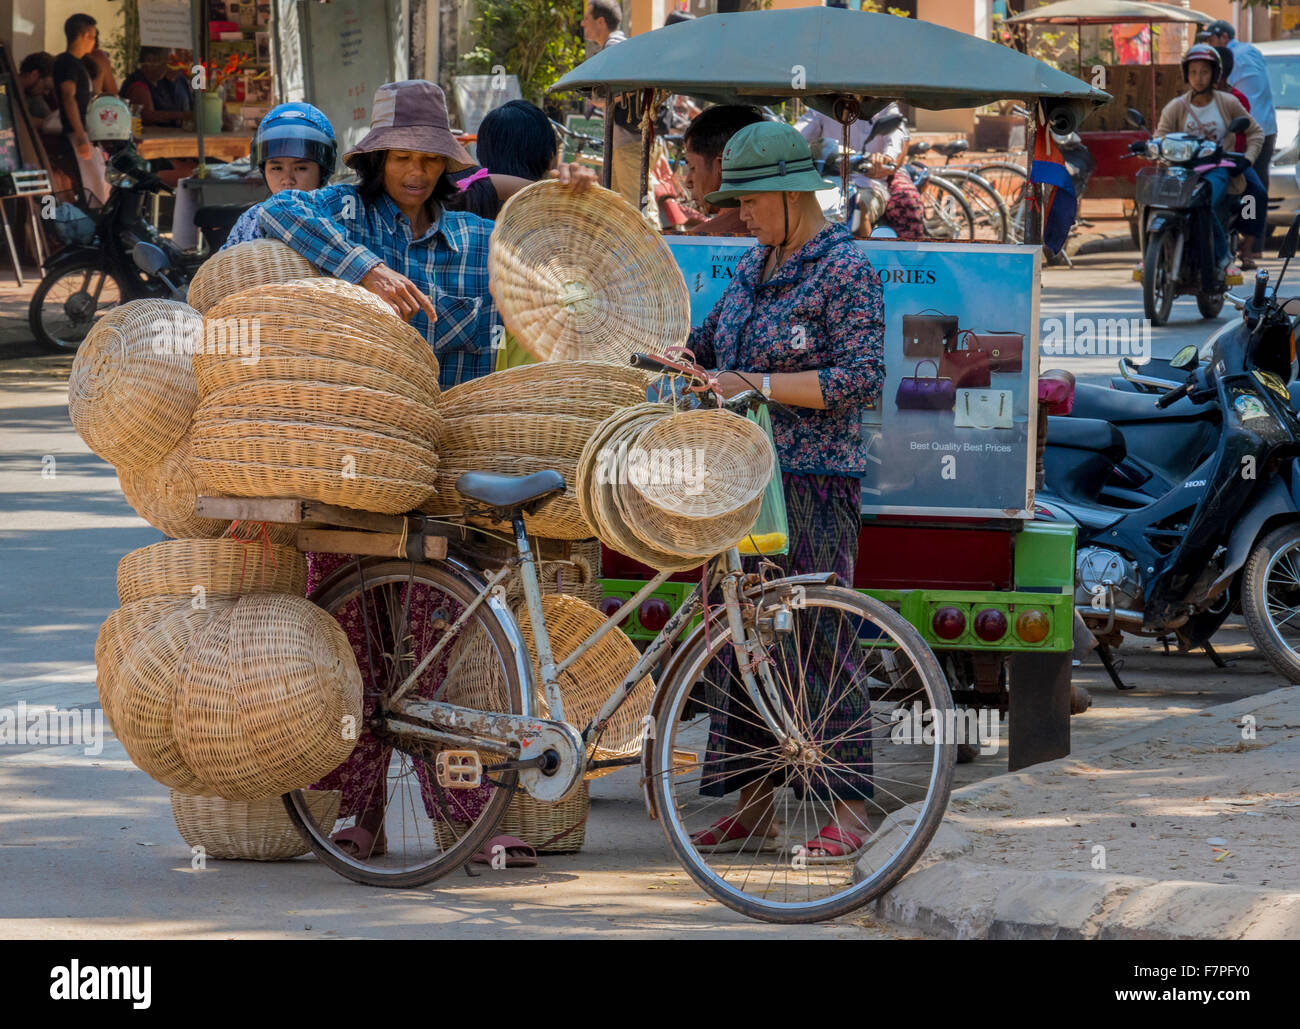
[190,271,444,515]
[575,405,775,571]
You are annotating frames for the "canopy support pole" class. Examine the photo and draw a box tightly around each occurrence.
[194,0,207,175]
[1025,98,1042,246]
[1149,22,1156,131]
[601,85,614,189]
[638,88,655,219]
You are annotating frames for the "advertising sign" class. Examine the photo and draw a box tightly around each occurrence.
[665,236,1040,519]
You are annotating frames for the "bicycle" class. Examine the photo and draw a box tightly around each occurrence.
[910,140,1012,244]
[841,151,976,241]
[282,356,955,924]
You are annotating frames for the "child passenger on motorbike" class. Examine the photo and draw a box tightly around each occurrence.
[1155,44,1264,277]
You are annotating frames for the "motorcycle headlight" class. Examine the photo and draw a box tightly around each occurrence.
[1161,137,1199,162]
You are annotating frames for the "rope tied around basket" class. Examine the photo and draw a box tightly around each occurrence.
[226,520,279,593]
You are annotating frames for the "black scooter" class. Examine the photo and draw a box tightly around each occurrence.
[1039,213,1300,685]
[28,142,207,353]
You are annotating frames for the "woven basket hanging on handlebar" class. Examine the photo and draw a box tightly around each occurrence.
[488,180,691,363]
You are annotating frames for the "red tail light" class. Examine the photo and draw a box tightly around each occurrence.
[974,608,1008,642]
[600,596,629,626]
[932,607,966,640]
[639,598,671,631]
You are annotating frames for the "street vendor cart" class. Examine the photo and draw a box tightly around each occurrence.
[553,7,1109,772]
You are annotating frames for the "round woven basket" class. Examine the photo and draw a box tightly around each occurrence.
[185,239,321,315]
[192,420,438,483]
[117,538,307,605]
[630,409,775,519]
[433,782,590,854]
[194,353,439,407]
[111,603,230,792]
[96,596,192,749]
[68,299,202,468]
[118,436,229,540]
[172,595,363,800]
[171,788,341,861]
[440,361,652,419]
[422,457,590,540]
[516,594,654,775]
[504,539,603,612]
[622,490,764,559]
[489,180,690,363]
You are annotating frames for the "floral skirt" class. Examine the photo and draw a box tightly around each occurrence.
[699,472,872,800]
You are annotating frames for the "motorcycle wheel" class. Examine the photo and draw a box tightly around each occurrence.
[1242,523,1300,683]
[1143,228,1177,326]
[28,263,129,354]
[1196,292,1226,319]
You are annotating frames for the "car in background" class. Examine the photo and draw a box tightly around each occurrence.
[1257,40,1300,236]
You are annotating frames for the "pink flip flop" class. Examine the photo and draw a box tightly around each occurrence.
[690,815,778,854]
[331,825,387,858]
[472,835,537,868]
[801,825,869,864]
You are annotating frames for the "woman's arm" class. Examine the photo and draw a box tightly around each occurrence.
[816,254,885,410]
[258,185,384,284]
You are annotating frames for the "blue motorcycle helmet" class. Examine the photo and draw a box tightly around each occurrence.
[251,102,338,180]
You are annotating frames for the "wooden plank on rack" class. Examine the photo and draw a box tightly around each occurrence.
[195,496,304,523]
[296,529,447,561]
[300,502,408,533]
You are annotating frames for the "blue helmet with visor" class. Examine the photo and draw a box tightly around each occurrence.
[251,102,337,180]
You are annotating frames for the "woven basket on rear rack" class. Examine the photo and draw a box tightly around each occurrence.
[489,180,690,363]
[194,354,440,406]
[440,361,652,418]
[68,299,202,468]
[116,538,307,605]
[172,595,362,800]
[423,458,591,540]
[171,789,341,861]
[185,239,321,315]
[118,435,229,540]
[433,783,590,854]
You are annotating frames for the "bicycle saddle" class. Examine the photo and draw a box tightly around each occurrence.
[907,141,931,156]
[933,140,969,157]
[455,469,565,512]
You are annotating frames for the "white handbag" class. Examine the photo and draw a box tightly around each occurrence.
[955,388,1013,429]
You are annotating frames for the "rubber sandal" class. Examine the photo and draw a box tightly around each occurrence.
[801,824,869,864]
[1239,256,1258,270]
[331,825,387,859]
[690,815,778,854]
[472,834,537,867]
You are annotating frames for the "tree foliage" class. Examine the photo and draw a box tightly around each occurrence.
[458,0,586,106]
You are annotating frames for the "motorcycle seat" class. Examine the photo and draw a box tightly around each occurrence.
[1045,415,1126,461]
[1068,381,1204,424]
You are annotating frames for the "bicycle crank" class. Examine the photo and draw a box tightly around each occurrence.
[386,699,585,803]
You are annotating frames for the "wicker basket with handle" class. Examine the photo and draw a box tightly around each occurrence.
[117,538,307,605]
[170,788,341,861]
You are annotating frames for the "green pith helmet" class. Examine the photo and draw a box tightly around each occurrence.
[704,120,835,207]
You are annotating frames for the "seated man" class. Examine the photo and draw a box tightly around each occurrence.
[796,102,908,229]
[18,52,55,120]
[1156,43,1264,276]
[120,46,189,126]
[679,104,765,235]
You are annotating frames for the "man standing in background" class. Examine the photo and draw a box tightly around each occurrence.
[53,13,109,206]
[1205,19,1278,194]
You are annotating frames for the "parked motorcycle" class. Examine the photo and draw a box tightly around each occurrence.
[1040,213,1300,684]
[28,142,207,353]
[1127,107,1252,326]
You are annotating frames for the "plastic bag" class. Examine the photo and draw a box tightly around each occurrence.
[737,404,788,557]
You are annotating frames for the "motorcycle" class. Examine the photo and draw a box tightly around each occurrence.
[28,142,207,353]
[1039,212,1300,684]
[1127,107,1252,326]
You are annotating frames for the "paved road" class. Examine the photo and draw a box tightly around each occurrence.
[0,248,1291,938]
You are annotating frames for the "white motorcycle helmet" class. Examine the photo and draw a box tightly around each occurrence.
[86,95,132,143]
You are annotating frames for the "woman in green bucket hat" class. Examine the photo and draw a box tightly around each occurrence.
[687,120,887,863]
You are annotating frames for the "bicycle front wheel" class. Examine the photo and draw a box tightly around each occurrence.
[649,585,955,924]
[919,175,975,241]
[975,162,1029,244]
[283,559,525,888]
[942,169,1010,243]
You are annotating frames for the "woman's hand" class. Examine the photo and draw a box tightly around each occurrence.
[863,154,894,179]
[361,264,437,322]
[714,371,760,399]
[551,162,598,191]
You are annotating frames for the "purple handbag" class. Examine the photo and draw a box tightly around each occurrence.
[896,359,956,411]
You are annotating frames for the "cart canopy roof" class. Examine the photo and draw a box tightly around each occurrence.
[1006,0,1213,26]
[551,8,1110,117]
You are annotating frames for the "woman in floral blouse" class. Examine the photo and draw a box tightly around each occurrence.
[685,121,885,861]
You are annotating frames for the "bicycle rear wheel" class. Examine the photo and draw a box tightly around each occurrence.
[649,585,955,924]
[919,175,975,241]
[283,559,524,888]
[975,162,1029,244]
[942,169,1009,243]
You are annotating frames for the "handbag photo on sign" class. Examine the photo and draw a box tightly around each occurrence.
[896,359,956,411]
[901,311,959,358]
[955,388,1014,429]
[968,331,1024,373]
[939,330,991,389]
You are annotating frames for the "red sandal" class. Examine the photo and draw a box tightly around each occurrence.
[801,825,870,864]
[690,815,778,854]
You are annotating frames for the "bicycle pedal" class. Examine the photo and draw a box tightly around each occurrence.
[435,750,482,789]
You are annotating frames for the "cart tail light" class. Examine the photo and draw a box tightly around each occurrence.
[973,608,1008,642]
[600,596,630,627]
[639,598,671,632]
[932,607,965,640]
[1015,609,1050,643]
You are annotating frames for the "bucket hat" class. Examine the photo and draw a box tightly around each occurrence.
[342,80,473,172]
[704,121,834,207]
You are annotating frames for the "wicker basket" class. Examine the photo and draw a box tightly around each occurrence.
[440,361,652,418]
[630,409,775,519]
[489,180,690,363]
[118,436,229,539]
[185,239,321,315]
[516,594,654,775]
[117,538,307,605]
[622,490,763,559]
[423,459,591,540]
[194,354,439,407]
[68,299,201,468]
[172,595,363,800]
[433,782,590,854]
[96,596,193,752]
[170,788,341,860]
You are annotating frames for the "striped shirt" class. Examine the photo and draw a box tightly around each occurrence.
[258,185,500,388]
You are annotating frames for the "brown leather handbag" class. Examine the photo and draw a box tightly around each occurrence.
[967,331,1024,373]
[939,331,991,389]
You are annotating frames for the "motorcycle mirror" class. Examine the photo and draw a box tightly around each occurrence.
[132,242,170,277]
[863,114,905,145]
[1170,345,1200,371]
[1125,108,1147,130]
[1226,116,1251,135]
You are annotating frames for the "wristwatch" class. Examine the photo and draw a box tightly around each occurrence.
[761,373,772,398]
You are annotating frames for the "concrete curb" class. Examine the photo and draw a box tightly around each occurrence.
[869,688,1300,939]
[1070,229,1136,256]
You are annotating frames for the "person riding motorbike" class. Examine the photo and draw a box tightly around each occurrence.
[1213,45,1270,269]
[1155,44,1264,278]
[796,104,908,229]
